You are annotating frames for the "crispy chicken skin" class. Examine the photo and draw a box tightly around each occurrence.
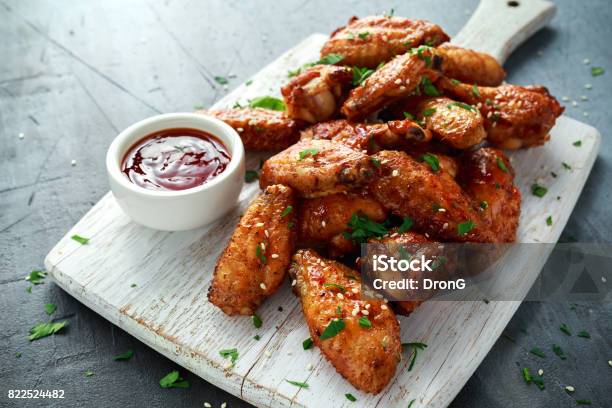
[437,44,506,86]
[299,119,431,152]
[321,15,449,68]
[281,65,353,123]
[341,50,441,120]
[439,78,564,149]
[290,249,402,393]
[459,148,520,242]
[368,150,494,242]
[298,191,387,244]
[260,139,375,198]
[208,185,296,316]
[415,96,486,149]
[199,107,303,151]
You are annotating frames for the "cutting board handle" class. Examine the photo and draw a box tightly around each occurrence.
[452,0,556,64]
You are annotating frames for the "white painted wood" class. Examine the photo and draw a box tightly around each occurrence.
[452,0,556,63]
[45,4,601,407]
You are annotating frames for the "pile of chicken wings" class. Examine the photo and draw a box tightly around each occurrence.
[204,15,564,393]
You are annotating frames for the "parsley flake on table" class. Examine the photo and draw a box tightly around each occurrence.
[25,270,46,285]
[245,170,259,183]
[560,323,572,335]
[531,184,548,197]
[214,76,229,85]
[577,330,591,338]
[28,321,68,341]
[159,370,189,388]
[245,79,253,86]
[16,352,22,358]
[530,347,546,358]
[562,162,572,170]
[457,220,475,236]
[26,285,32,293]
[402,342,427,371]
[345,393,357,402]
[114,350,134,361]
[44,303,57,316]
[85,370,94,377]
[408,399,416,408]
[546,216,553,226]
[71,234,90,245]
[302,337,314,350]
[320,318,345,340]
[573,140,582,147]
[285,379,309,388]
[249,96,286,111]
[421,153,440,172]
[219,348,239,366]
[254,335,261,341]
[576,399,592,405]
[552,344,567,360]
[299,148,319,160]
[252,314,263,329]
[590,66,604,76]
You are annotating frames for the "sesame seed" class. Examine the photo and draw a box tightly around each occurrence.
[337,293,344,299]
[583,58,590,65]
[394,79,402,85]
[351,287,359,294]
[322,220,326,227]
[271,253,279,259]
[608,360,612,367]
[425,232,430,238]
[561,96,570,101]
[565,385,575,393]
[351,308,359,316]
[538,369,544,376]
[584,112,590,117]
[264,229,269,237]
[264,350,271,357]
[585,83,593,90]
[381,304,388,310]
[491,122,497,128]
[223,361,233,370]
[361,309,369,315]
[438,208,446,212]
[392,169,399,177]
[204,402,212,408]
[237,127,244,132]
[580,95,588,101]
[255,222,264,227]
[260,242,266,249]
[306,363,314,371]
[382,35,388,41]
[365,303,371,309]
[18,132,24,139]
[602,276,607,283]
[443,223,449,229]
[291,279,297,286]
[71,159,77,166]
[260,282,267,290]
[221,403,227,408]
[399,85,406,91]
[572,101,578,107]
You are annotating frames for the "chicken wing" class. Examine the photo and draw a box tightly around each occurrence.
[281,65,353,123]
[208,184,296,315]
[437,44,505,86]
[341,49,441,120]
[260,139,374,198]
[299,118,431,152]
[368,150,494,242]
[321,15,449,68]
[438,78,564,149]
[290,249,402,394]
[458,147,520,242]
[199,107,304,151]
[415,96,486,149]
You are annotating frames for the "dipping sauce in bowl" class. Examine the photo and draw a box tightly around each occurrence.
[122,128,231,191]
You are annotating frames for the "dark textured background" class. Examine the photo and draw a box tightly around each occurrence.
[1,0,611,407]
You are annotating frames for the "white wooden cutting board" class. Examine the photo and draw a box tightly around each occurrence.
[45,1,602,407]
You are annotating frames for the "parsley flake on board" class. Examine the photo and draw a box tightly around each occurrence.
[421,153,440,172]
[26,285,32,293]
[320,318,345,340]
[25,270,46,285]
[214,76,228,85]
[344,213,388,243]
[402,342,427,371]
[159,370,189,388]
[531,184,548,197]
[398,217,413,233]
[245,79,253,86]
[16,352,22,358]
[249,96,286,111]
[577,330,591,338]
[219,348,239,366]
[254,335,261,341]
[560,323,572,335]
[298,148,319,160]
[573,140,582,147]
[358,316,372,328]
[114,350,134,361]
[345,393,357,402]
[562,162,572,170]
[85,370,94,377]
[457,220,475,236]
[530,347,546,358]
[245,170,258,183]
[576,399,592,405]
[285,379,309,388]
[552,344,567,360]
[408,399,416,408]
[302,337,314,350]
[546,216,553,226]
[281,205,293,217]
[44,303,57,315]
[591,66,604,76]
[71,234,90,245]
[352,66,375,86]
[252,314,263,329]
[29,321,68,341]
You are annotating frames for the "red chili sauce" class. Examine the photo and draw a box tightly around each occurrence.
[122,128,231,191]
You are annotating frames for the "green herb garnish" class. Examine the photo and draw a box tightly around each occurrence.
[552,344,567,360]
[531,184,548,197]
[214,76,228,85]
[546,216,553,226]
[370,157,381,168]
[577,330,590,338]
[398,217,413,233]
[245,170,258,183]
[285,379,309,388]
[576,399,592,405]
[320,318,345,340]
[71,234,90,245]
[447,102,477,112]
[302,337,314,350]
[496,157,509,173]
[159,370,189,388]
[420,77,440,96]
[44,303,56,315]
[450,79,460,86]
[254,335,261,341]
[562,162,572,170]
[358,32,369,39]
[219,348,239,365]
[245,79,253,86]
[256,244,267,265]
[252,314,263,329]
[299,148,319,160]
[402,342,427,371]
[29,321,68,341]
[358,316,372,328]
[480,201,489,210]
[16,352,22,358]
[352,66,375,86]
[560,323,572,336]
[25,270,46,285]
[457,220,475,236]
[114,350,134,361]
[345,393,357,402]
[281,205,293,217]
[323,283,345,291]
[403,112,415,120]
[591,67,604,76]
[573,140,582,147]
[249,96,285,111]
[422,107,436,117]
[530,347,546,358]
[318,53,344,65]
[85,370,94,377]
[472,84,480,97]
[421,153,440,172]
[344,213,388,243]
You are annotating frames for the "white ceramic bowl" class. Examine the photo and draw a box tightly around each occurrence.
[106,113,245,231]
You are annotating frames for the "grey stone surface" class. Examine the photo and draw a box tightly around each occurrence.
[1,0,610,407]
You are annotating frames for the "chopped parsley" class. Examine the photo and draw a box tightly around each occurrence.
[402,342,427,371]
[450,79,461,86]
[398,217,413,233]
[256,244,267,265]
[471,84,480,97]
[531,184,548,197]
[411,45,433,67]
[496,157,509,173]
[370,157,382,168]
[421,153,440,172]
[573,140,582,147]
[114,350,134,361]
[299,148,319,160]
[245,79,253,86]
[358,316,372,328]
[302,337,314,350]
[28,321,68,341]
[352,66,375,86]
[522,367,532,383]
[16,352,22,358]
[422,107,436,117]
[320,318,345,340]
[219,348,239,366]
[577,330,590,338]
[562,162,572,170]
[159,370,189,388]
[281,205,293,217]
[25,270,46,285]
[576,399,592,405]
[546,216,553,226]
[85,370,94,377]
[318,53,344,65]
[552,344,567,360]
[420,77,440,96]
[323,283,345,292]
[403,112,415,120]
[130,283,137,288]
[383,8,395,17]
[285,379,309,388]
[71,234,90,245]
[345,393,357,402]
[254,335,261,341]
[44,303,57,315]
[560,323,572,335]
[26,285,32,293]
[457,220,475,236]
[249,96,285,111]
[447,102,477,112]
[358,32,370,39]
[530,347,546,358]
[480,201,489,210]
[214,76,228,85]
[591,66,605,76]
[245,170,258,183]
[344,213,388,243]
[408,399,416,408]
[252,314,263,329]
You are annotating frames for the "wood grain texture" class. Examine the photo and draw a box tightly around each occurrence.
[44,30,601,407]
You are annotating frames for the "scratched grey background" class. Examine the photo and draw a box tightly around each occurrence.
[1,0,611,407]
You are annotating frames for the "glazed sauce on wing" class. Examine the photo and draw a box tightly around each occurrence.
[122,128,231,191]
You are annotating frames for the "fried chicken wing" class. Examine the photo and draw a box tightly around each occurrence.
[208,185,296,315]
[281,65,353,123]
[416,96,486,149]
[459,148,520,242]
[439,78,564,149]
[299,118,431,152]
[290,249,402,393]
[199,107,303,151]
[321,15,449,68]
[368,150,493,242]
[437,44,505,86]
[341,50,441,120]
[260,139,374,198]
